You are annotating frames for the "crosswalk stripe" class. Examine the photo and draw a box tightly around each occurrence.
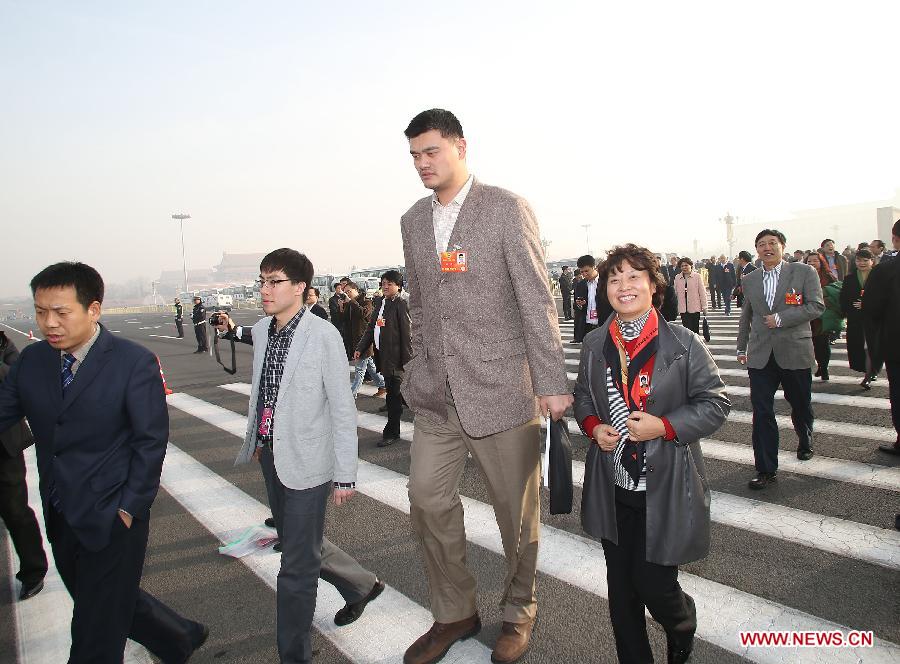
[159,442,492,663]
[8,449,153,663]
[559,360,887,408]
[168,390,900,664]
[224,382,900,493]
[558,372,895,440]
[257,387,899,570]
[715,367,876,387]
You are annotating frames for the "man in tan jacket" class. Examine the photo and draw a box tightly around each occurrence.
[399,109,571,664]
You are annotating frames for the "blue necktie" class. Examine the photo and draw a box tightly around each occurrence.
[50,353,77,512]
[61,353,76,392]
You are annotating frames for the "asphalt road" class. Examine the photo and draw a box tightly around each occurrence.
[1,304,898,664]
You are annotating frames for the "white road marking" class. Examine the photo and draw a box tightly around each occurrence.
[147,334,184,340]
[160,443,491,664]
[170,391,900,664]
[0,323,38,340]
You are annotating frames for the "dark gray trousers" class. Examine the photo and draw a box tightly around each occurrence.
[258,446,376,605]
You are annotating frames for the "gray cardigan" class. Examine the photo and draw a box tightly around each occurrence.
[573,316,730,566]
[234,309,358,489]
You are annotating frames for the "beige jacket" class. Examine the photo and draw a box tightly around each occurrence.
[399,178,568,438]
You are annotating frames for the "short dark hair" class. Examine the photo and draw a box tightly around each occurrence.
[677,257,693,269]
[857,241,870,251]
[598,244,666,309]
[893,220,900,237]
[404,108,464,140]
[855,248,873,260]
[259,248,314,298]
[381,270,404,289]
[738,250,753,262]
[344,280,360,293]
[576,254,596,269]
[755,229,787,247]
[310,287,320,297]
[871,239,885,250]
[30,262,104,309]
[561,265,570,271]
[820,238,835,247]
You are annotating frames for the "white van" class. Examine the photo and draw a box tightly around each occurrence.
[204,293,233,311]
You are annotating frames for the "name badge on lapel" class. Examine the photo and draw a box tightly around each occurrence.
[440,250,468,273]
[258,406,274,436]
[785,288,803,305]
[376,318,385,327]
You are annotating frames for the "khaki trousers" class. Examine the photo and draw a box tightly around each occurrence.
[408,386,541,624]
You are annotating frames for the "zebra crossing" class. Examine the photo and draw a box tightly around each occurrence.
[6,309,899,663]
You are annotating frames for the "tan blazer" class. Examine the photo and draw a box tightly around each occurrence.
[399,178,568,438]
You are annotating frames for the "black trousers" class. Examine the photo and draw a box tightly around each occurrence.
[175,318,184,337]
[887,360,900,444]
[710,286,721,308]
[383,369,404,440]
[812,334,831,373]
[748,353,813,473]
[601,489,696,664]
[562,293,572,320]
[46,507,200,664]
[0,448,47,585]
[193,323,208,351]
[680,312,700,334]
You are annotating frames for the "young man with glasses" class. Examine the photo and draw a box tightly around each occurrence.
[218,249,382,663]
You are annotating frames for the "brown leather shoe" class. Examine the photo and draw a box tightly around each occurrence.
[403,614,481,664]
[491,618,535,663]
[374,387,387,398]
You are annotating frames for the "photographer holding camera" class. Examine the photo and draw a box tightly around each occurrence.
[213,251,383,658]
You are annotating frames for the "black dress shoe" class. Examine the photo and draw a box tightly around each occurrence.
[820,369,829,381]
[878,444,900,456]
[748,473,777,490]
[19,578,44,601]
[334,580,385,626]
[273,540,282,553]
[797,449,814,461]
[861,377,872,390]
[667,635,694,664]
[191,623,210,650]
[378,436,399,448]
[264,517,275,528]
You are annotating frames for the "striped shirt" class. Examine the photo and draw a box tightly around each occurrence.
[431,175,473,254]
[608,309,653,492]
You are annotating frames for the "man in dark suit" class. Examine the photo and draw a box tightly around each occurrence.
[708,258,723,309]
[0,332,48,601]
[864,246,900,455]
[0,262,207,663]
[734,250,757,308]
[715,254,737,315]
[355,269,412,446]
[736,232,824,489]
[173,297,184,337]
[662,255,679,284]
[558,266,573,320]
[572,254,613,343]
[305,286,329,319]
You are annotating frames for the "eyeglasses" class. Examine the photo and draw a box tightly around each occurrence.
[255,278,292,289]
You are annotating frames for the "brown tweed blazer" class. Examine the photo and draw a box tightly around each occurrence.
[399,178,568,438]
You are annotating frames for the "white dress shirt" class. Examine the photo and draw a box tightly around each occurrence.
[431,175,474,255]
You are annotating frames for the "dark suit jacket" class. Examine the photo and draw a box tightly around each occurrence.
[863,258,900,362]
[0,325,168,552]
[573,278,613,342]
[0,335,33,456]
[357,295,412,374]
[558,273,573,298]
[716,262,736,289]
[662,264,678,285]
[310,303,329,320]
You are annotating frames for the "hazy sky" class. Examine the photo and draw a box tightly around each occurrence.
[2,1,898,297]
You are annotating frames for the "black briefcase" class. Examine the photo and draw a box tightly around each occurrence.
[548,418,574,514]
[702,316,711,342]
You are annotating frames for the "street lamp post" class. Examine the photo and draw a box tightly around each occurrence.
[581,224,592,254]
[720,212,737,258]
[171,213,191,295]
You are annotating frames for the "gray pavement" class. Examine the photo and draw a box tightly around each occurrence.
[1,303,898,663]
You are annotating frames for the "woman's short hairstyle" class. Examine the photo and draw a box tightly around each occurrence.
[855,248,873,260]
[598,244,666,309]
[676,257,693,269]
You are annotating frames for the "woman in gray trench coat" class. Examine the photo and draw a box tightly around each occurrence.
[573,244,730,664]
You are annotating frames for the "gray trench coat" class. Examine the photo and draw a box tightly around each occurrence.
[573,315,730,566]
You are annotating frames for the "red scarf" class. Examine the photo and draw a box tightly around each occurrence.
[608,308,659,412]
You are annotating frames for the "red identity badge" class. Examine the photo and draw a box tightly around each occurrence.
[440,250,468,273]
[258,406,274,436]
[785,289,803,305]
[376,317,385,327]
[588,308,598,322]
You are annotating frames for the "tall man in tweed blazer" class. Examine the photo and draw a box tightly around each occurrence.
[399,109,571,664]
[737,229,824,490]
